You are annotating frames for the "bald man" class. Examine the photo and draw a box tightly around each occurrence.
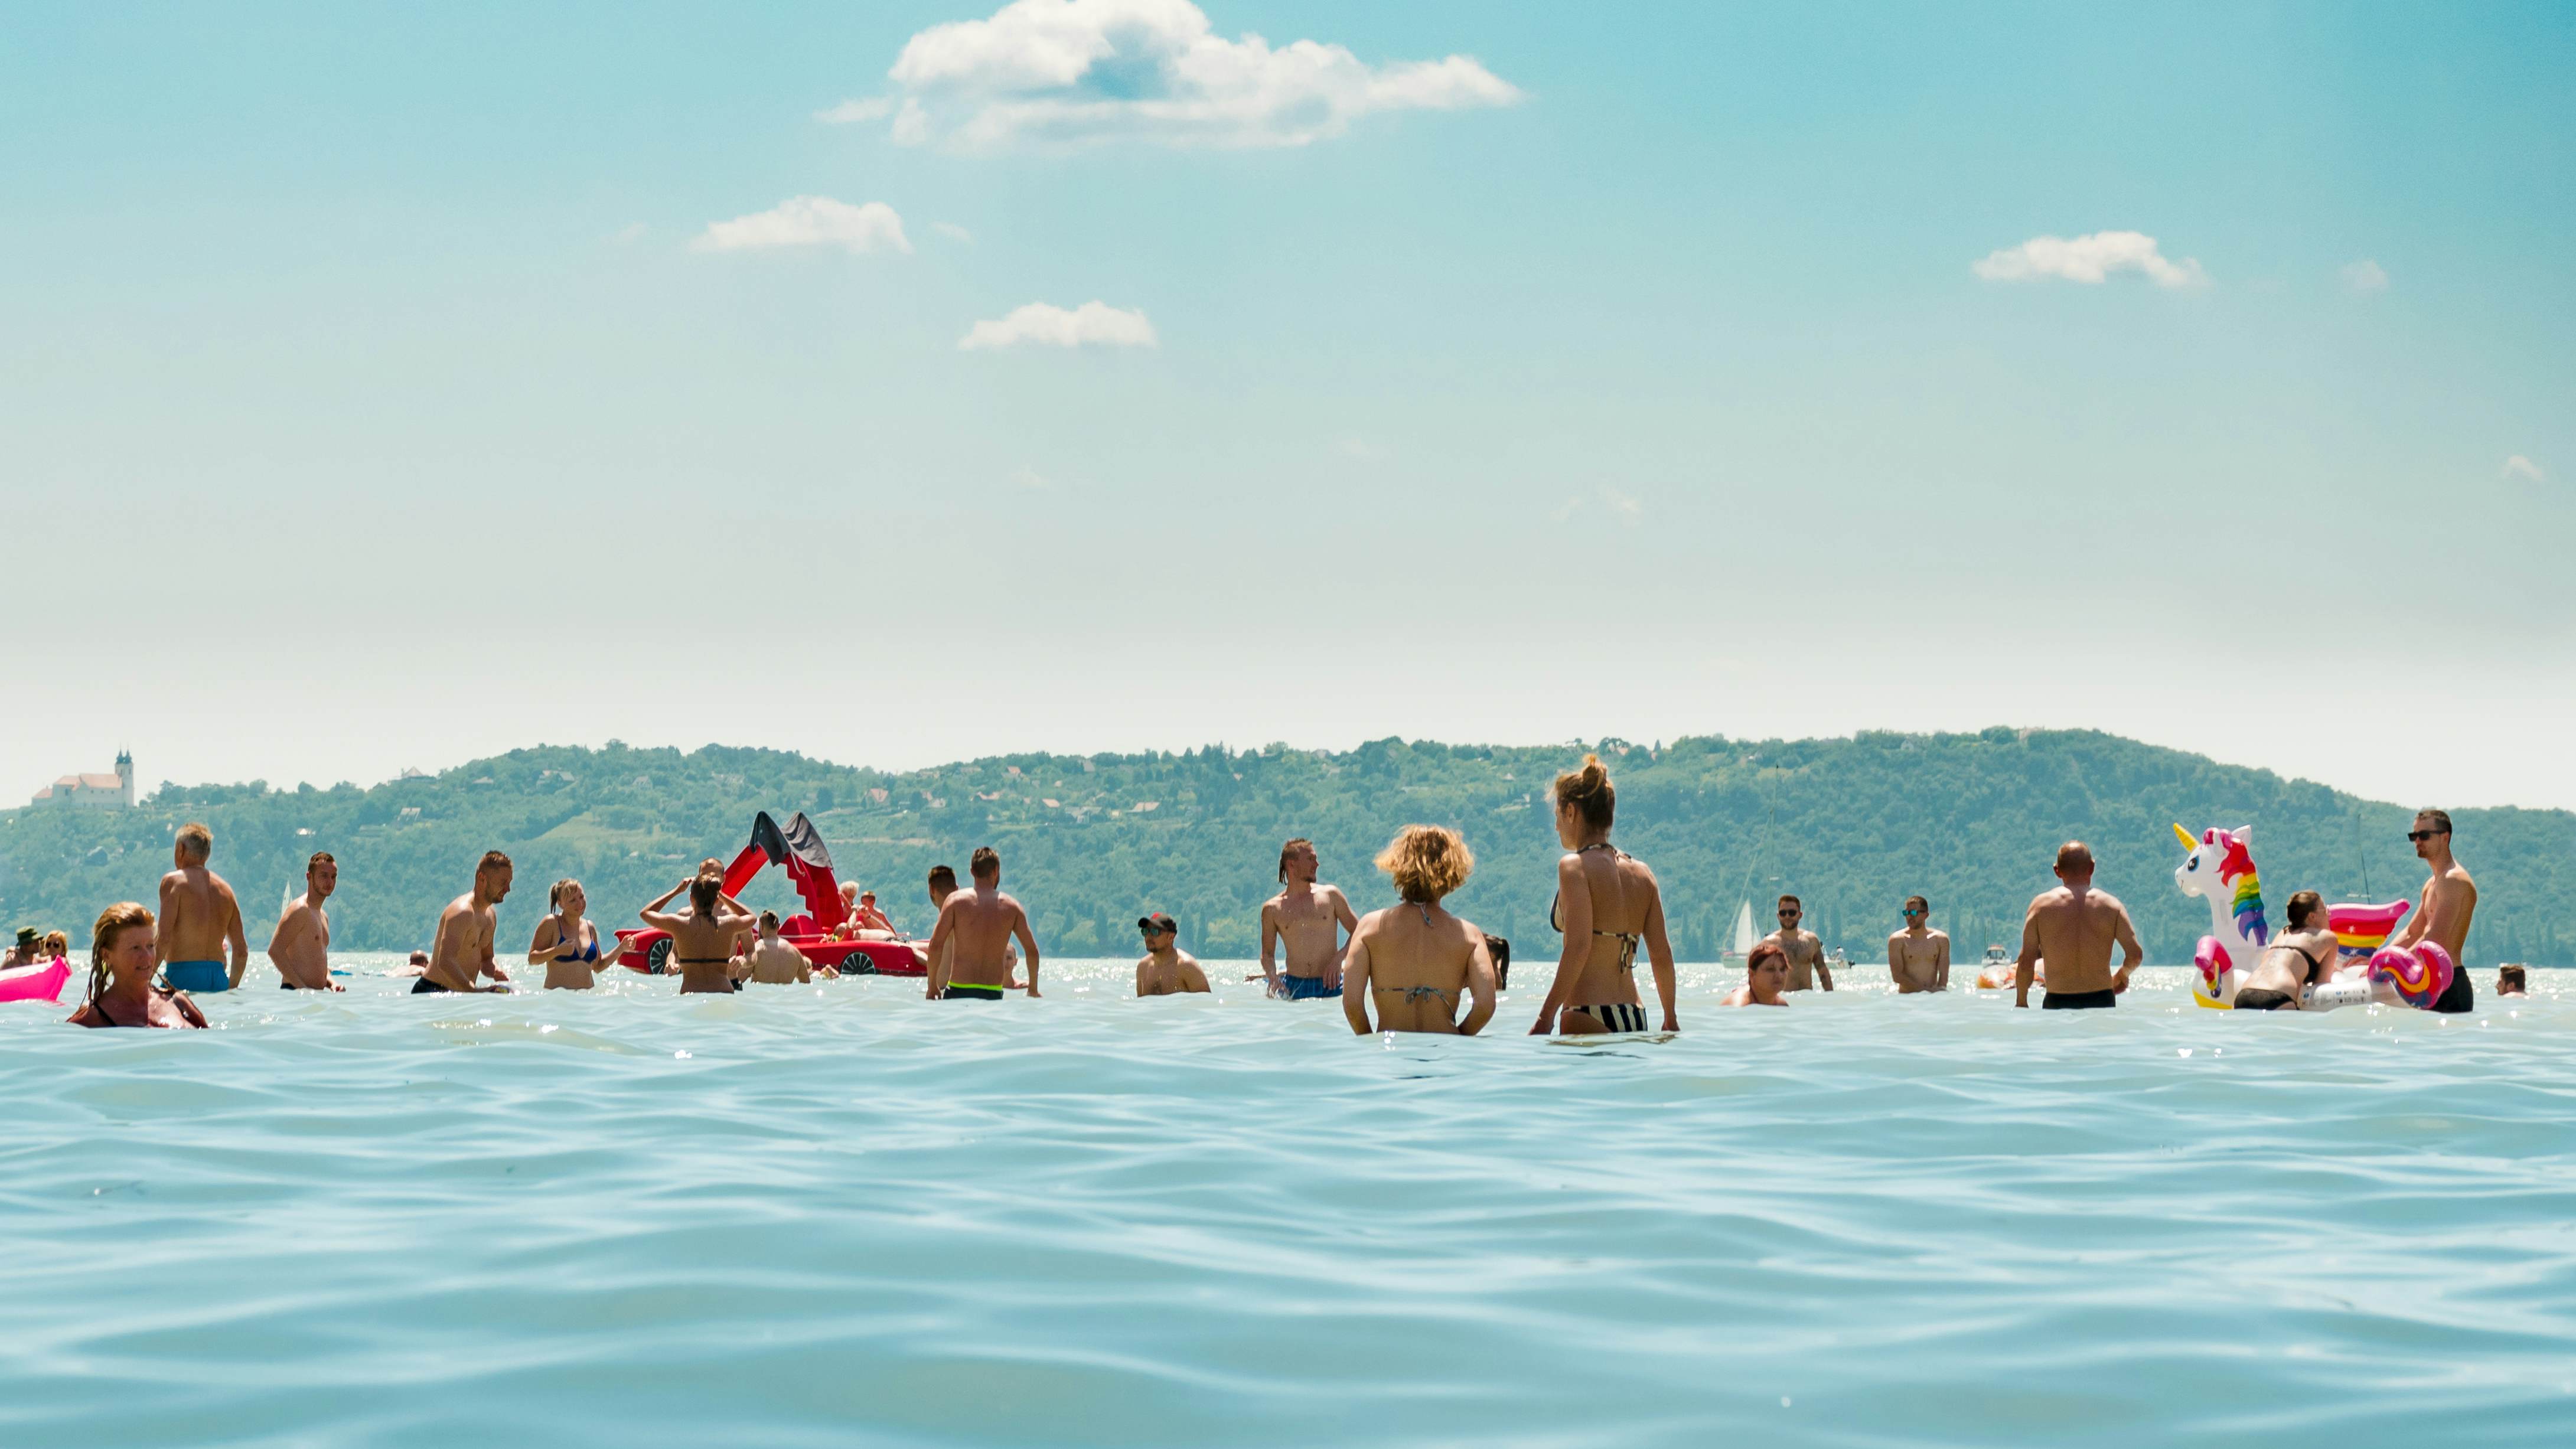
[2016,841,2142,1010]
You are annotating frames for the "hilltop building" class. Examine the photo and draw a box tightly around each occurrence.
[33,750,136,810]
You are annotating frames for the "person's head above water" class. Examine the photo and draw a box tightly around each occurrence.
[688,867,722,920]
[43,930,68,960]
[970,847,1000,885]
[174,821,211,866]
[758,910,780,939]
[1138,912,1177,946]
[927,864,958,899]
[2497,964,2527,993]
[88,900,156,1004]
[1376,825,1473,904]
[475,849,513,902]
[2285,890,2323,929]
[1903,894,1929,921]
[1744,940,1791,998]
[2411,808,2454,861]
[408,949,430,967]
[1279,838,1316,885]
[2053,841,2096,883]
[1553,754,1615,844]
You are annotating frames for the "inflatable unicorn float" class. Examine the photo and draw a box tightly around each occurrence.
[2171,824,2452,1011]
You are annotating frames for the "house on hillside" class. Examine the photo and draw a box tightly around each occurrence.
[32,750,135,810]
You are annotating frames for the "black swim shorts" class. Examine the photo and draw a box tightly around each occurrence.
[2042,989,2117,1010]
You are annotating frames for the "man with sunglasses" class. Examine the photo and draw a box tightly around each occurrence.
[1760,895,1834,992]
[1887,895,1949,993]
[2388,809,2478,1014]
[1134,912,1210,996]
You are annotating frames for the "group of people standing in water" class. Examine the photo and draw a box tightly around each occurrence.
[44,754,2495,1030]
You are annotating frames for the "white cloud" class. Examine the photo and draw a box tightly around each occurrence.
[2341,259,2389,293]
[691,196,911,256]
[1012,466,1054,489]
[933,221,976,244]
[960,300,1158,351]
[815,96,896,124]
[872,0,1521,151]
[2503,455,2546,483]
[1552,485,1644,526]
[1972,230,2207,289]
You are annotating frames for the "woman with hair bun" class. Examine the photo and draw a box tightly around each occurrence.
[1531,753,1678,1035]
[1340,825,1498,1035]
[640,860,759,994]
[67,903,208,1029]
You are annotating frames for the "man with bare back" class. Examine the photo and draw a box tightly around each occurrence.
[1887,895,1949,993]
[925,847,1041,1000]
[2015,841,2142,1009]
[267,851,343,991]
[158,822,249,993]
[2389,808,2479,1014]
[1761,895,1834,992]
[1256,837,1358,1000]
[420,850,514,994]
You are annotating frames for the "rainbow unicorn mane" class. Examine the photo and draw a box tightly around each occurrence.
[2205,828,2268,949]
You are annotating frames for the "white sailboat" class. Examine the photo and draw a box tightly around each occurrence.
[1728,900,1756,960]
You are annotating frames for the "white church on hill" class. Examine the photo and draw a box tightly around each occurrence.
[32,750,135,810]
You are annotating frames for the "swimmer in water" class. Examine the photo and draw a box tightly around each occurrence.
[1761,895,1834,993]
[2016,841,2142,1010]
[2231,890,2340,1010]
[743,911,821,984]
[404,949,431,976]
[1530,754,1678,1036]
[641,861,759,996]
[420,851,515,994]
[2389,808,2478,1014]
[529,878,621,990]
[158,821,249,993]
[267,851,343,991]
[1341,825,1497,1035]
[928,863,1022,988]
[1887,895,1949,994]
[41,930,69,965]
[925,847,1041,1000]
[2495,964,2528,1000]
[1723,940,1792,1007]
[1256,838,1358,1000]
[67,902,207,1029]
[1134,913,1211,996]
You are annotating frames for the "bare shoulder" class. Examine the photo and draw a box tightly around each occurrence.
[1887,928,1908,945]
[2092,889,2131,913]
[1931,929,1950,945]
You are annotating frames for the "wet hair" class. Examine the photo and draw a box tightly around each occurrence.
[478,849,512,876]
[1553,755,1615,831]
[1778,894,1801,910]
[1905,895,1929,913]
[175,822,212,862]
[2285,890,2323,929]
[307,851,335,873]
[43,930,68,958]
[1279,837,1313,882]
[1746,941,1789,975]
[927,864,958,890]
[970,847,1000,882]
[2499,964,2527,990]
[1375,825,1473,903]
[2056,841,2095,875]
[758,910,780,932]
[2415,808,2453,836]
[689,868,722,922]
[88,901,154,1007]
[549,878,579,909]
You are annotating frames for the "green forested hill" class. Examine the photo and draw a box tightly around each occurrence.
[4,730,2571,967]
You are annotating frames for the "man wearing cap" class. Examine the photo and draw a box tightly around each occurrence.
[5,928,41,970]
[1134,913,1210,997]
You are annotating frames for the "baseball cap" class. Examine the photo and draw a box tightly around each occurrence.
[1137,912,1177,935]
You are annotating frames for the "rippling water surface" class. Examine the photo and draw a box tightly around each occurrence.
[5,956,2573,1447]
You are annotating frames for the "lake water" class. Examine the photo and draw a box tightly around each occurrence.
[4,956,2572,1447]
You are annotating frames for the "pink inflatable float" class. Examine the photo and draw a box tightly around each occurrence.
[2172,824,2450,1011]
[0,957,72,1004]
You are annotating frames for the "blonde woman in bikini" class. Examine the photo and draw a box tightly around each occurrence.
[1530,754,1679,1036]
[1339,825,1498,1035]
[529,878,621,990]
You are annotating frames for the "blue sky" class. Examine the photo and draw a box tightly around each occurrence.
[4,1,2570,810]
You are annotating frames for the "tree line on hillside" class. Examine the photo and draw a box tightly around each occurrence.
[2,730,2568,968]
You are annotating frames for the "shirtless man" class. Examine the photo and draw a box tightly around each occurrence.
[2016,841,2143,1009]
[743,911,817,984]
[266,851,343,991]
[1134,912,1211,996]
[928,864,1020,985]
[1256,838,1358,1000]
[2496,965,2528,1000]
[5,928,37,970]
[158,822,249,993]
[421,851,514,994]
[1761,895,1833,992]
[2389,808,2479,1014]
[1724,941,1792,1007]
[925,847,1041,1000]
[1887,895,1949,994]
[2232,890,2342,1010]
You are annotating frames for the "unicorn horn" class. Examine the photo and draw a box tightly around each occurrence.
[2172,823,2196,849]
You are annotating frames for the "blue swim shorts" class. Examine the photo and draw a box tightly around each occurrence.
[164,960,230,993]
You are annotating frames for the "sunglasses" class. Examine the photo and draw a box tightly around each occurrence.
[1902,908,1923,916]
[1776,910,1799,918]
[2405,829,2444,842]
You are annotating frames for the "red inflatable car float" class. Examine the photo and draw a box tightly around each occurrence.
[611,811,929,977]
